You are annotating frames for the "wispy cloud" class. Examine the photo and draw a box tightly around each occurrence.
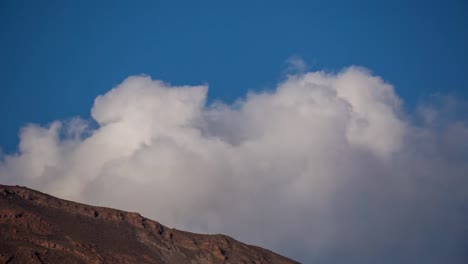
[285,56,308,74]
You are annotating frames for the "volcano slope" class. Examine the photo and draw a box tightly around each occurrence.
[0,184,298,264]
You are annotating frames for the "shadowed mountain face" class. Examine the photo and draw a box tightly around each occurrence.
[0,185,298,264]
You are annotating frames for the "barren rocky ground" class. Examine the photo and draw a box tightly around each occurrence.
[0,184,298,264]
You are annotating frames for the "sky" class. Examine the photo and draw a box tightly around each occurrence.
[1,1,468,263]
[1,0,468,152]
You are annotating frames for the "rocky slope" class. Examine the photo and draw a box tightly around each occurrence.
[0,184,298,264]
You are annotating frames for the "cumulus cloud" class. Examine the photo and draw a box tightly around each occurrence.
[1,67,467,263]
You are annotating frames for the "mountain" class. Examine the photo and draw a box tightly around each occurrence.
[0,184,298,264]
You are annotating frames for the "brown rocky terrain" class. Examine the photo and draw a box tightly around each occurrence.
[0,184,298,264]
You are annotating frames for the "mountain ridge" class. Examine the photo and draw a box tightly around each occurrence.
[0,184,298,264]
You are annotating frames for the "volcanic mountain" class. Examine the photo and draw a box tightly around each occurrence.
[0,184,298,264]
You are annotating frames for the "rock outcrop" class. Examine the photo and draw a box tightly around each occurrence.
[0,184,298,264]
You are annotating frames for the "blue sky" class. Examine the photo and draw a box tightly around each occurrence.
[1,0,467,153]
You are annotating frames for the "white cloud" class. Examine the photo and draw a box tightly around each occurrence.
[1,67,467,263]
[285,56,307,73]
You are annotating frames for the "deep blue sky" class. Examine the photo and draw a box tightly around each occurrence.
[1,0,467,153]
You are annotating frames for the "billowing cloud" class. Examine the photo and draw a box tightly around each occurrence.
[1,67,467,263]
